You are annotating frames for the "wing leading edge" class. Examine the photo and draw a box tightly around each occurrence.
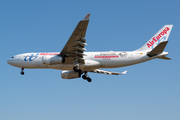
[59,13,90,64]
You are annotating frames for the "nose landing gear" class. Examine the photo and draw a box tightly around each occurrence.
[20,68,24,75]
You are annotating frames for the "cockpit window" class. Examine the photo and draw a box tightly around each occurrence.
[11,56,14,58]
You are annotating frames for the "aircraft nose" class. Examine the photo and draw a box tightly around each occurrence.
[7,59,11,65]
[7,58,14,65]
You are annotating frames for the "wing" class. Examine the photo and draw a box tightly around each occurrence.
[92,69,127,75]
[59,13,90,64]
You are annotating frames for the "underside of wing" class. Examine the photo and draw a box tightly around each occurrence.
[59,13,90,64]
[92,69,127,75]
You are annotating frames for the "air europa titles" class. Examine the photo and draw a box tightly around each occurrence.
[147,27,170,48]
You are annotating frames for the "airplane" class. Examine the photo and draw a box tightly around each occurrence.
[7,13,173,82]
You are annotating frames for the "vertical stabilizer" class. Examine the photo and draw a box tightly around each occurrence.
[136,25,173,51]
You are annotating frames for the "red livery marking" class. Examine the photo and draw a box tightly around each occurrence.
[40,53,59,55]
[147,27,170,48]
[95,56,119,58]
[84,14,90,19]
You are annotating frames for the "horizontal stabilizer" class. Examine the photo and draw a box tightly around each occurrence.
[157,56,171,60]
[92,69,127,75]
[147,41,168,57]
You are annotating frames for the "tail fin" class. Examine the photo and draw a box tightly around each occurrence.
[136,25,173,51]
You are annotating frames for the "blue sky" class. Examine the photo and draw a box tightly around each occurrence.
[1,0,180,120]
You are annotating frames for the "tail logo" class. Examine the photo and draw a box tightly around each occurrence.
[147,27,170,48]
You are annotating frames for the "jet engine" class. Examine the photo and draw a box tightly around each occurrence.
[42,55,64,65]
[61,70,81,79]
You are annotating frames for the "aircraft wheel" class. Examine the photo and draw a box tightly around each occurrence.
[87,77,92,82]
[20,67,24,75]
[82,75,87,80]
[73,66,78,72]
[73,66,82,73]
[78,72,82,77]
[20,71,24,75]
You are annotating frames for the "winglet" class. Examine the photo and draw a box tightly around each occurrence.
[121,70,127,74]
[82,13,90,21]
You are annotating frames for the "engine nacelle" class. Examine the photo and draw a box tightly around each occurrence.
[61,70,80,79]
[42,55,64,65]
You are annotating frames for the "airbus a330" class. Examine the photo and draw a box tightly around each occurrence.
[7,13,173,82]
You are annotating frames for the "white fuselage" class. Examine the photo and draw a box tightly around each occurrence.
[7,51,156,71]
[6,13,172,81]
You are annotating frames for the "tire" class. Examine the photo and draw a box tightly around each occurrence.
[20,71,24,75]
[82,75,87,80]
[87,77,92,82]
[73,66,78,72]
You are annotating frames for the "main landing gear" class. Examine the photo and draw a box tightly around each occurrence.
[73,66,83,77]
[73,66,92,82]
[82,72,92,82]
[20,67,24,75]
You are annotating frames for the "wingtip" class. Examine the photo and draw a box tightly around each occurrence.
[122,70,127,74]
[82,13,90,21]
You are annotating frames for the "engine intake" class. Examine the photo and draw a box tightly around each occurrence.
[42,55,64,65]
